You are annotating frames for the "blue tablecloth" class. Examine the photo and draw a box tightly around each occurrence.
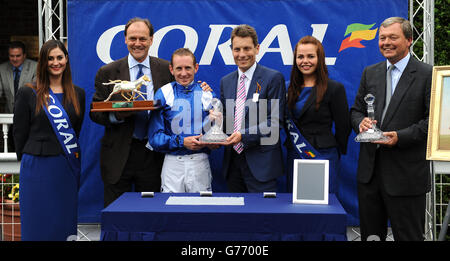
[101,193,347,241]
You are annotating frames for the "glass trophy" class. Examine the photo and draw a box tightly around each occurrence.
[354,94,388,142]
[200,98,229,143]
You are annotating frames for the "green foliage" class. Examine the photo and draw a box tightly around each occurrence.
[410,0,449,65]
[434,0,450,65]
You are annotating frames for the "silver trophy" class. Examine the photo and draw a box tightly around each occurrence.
[354,94,388,142]
[200,98,229,143]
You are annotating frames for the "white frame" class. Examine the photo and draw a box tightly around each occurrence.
[292,159,329,204]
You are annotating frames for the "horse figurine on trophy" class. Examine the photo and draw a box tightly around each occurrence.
[103,75,150,102]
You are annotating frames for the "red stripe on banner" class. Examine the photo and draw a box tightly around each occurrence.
[339,36,365,52]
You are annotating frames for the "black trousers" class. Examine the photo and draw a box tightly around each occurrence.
[226,149,277,193]
[357,150,426,241]
[103,138,164,207]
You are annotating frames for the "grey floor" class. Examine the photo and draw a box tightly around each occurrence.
[76,224,393,241]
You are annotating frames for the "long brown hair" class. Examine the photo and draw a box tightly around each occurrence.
[287,36,328,110]
[31,39,80,115]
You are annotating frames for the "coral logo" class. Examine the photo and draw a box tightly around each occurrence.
[339,23,378,52]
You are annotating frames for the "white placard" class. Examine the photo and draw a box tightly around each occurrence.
[293,159,329,204]
[165,196,245,206]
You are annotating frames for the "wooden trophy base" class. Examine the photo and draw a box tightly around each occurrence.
[90,100,160,112]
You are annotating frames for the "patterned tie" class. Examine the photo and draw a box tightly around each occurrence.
[381,65,394,124]
[136,64,146,95]
[233,74,246,153]
[134,64,148,140]
[13,67,20,96]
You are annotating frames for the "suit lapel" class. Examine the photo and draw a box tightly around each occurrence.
[245,64,263,117]
[19,60,31,88]
[381,58,416,128]
[118,57,130,81]
[228,71,238,101]
[374,62,387,123]
[247,65,260,101]
[6,66,14,95]
[149,56,160,91]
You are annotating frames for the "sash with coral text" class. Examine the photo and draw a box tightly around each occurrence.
[43,89,81,183]
[286,117,320,159]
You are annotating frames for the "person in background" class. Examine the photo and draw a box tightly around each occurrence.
[285,35,351,194]
[0,41,38,151]
[350,17,432,241]
[148,48,216,192]
[13,39,85,241]
[0,41,37,113]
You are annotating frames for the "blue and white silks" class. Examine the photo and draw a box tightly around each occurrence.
[148,81,216,155]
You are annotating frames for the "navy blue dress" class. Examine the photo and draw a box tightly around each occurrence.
[19,93,78,241]
[286,87,340,194]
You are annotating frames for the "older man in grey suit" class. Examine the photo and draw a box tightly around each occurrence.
[350,17,432,241]
[0,41,37,113]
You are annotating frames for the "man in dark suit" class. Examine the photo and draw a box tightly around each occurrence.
[350,17,432,241]
[90,17,174,207]
[220,25,286,192]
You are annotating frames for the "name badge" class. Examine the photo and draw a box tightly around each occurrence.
[252,93,259,102]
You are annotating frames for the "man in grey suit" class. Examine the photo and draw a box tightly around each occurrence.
[350,17,432,241]
[0,41,37,113]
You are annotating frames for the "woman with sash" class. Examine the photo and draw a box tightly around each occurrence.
[285,36,350,194]
[13,39,85,240]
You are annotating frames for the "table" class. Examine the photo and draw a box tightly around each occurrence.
[101,193,347,241]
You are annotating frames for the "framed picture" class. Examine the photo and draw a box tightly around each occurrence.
[427,66,450,161]
[292,159,328,204]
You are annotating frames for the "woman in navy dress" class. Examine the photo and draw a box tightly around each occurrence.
[285,36,350,194]
[13,40,85,241]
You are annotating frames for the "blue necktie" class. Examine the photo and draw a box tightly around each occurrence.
[136,64,146,95]
[134,64,148,140]
[14,67,20,96]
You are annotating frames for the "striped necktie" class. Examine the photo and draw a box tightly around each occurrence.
[233,73,246,153]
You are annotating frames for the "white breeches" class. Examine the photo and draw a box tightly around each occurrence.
[161,153,212,193]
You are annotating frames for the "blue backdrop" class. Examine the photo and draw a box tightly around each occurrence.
[68,0,408,225]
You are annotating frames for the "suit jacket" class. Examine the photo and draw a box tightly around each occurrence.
[89,56,174,184]
[0,59,37,113]
[220,63,286,183]
[289,79,351,154]
[13,85,85,161]
[350,57,432,196]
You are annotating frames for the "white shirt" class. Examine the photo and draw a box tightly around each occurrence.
[387,52,410,95]
[237,62,257,96]
[109,55,154,124]
[128,54,154,101]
